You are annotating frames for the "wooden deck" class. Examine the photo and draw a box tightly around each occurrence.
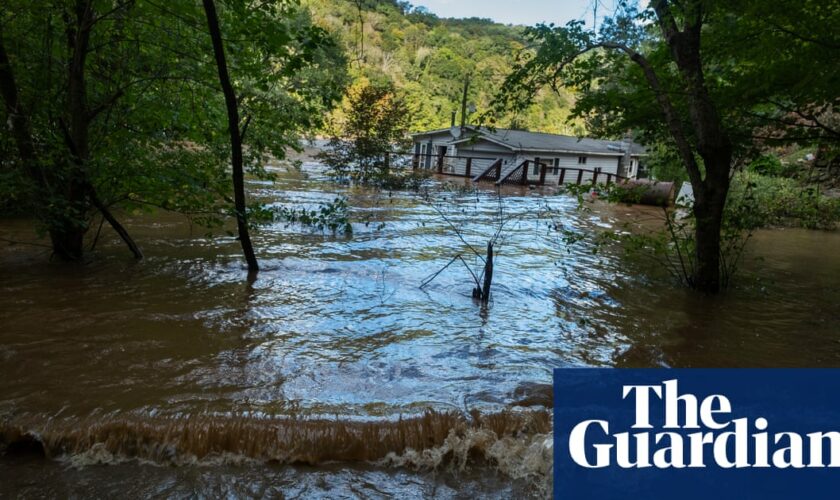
[406,152,629,186]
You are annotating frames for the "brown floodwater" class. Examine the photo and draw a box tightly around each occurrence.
[1,163,839,497]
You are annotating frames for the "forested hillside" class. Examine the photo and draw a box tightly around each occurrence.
[305,0,582,134]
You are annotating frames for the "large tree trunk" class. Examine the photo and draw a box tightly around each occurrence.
[44,1,95,261]
[61,1,143,261]
[203,0,259,276]
[650,0,734,293]
[49,227,86,261]
[1,23,88,260]
[691,194,724,293]
[690,153,731,294]
[3,1,140,261]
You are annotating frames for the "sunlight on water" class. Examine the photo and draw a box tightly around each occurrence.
[1,163,839,496]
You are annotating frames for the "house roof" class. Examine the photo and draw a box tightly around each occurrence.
[412,126,646,156]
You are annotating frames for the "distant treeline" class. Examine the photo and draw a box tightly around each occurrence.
[306,0,583,134]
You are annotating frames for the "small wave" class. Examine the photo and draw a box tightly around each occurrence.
[1,410,551,489]
[379,413,553,496]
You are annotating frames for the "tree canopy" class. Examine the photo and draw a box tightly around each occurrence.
[0,0,348,260]
[318,79,412,183]
[495,0,840,292]
[498,0,839,159]
[304,0,582,133]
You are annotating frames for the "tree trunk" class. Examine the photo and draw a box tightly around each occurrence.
[42,1,95,261]
[3,2,140,261]
[49,227,86,261]
[203,0,259,276]
[481,241,493,303]
[689,148,731,293]
[648,1,734,293]
[691,196,724,293]
[2,22,89,260]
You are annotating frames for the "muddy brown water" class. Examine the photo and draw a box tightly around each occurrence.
[1,164,839,497]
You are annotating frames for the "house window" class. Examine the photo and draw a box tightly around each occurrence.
[532,161,540,175]
[578,156,587,165]
[553,158,560,174]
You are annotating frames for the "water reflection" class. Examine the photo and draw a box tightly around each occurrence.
[3,167,840,417]
[1,164,839,494]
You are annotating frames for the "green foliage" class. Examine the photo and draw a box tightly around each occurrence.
[304,0,580,133]
[496,0,840,165]
[317,80,413,184]
[644,143,690,183]
[747,154,784,177]
[556,169,839,289]
[730,171,840,230]
[554,180,761,289]
[0,0,348,256]
[494,0,840,292]
[271,196,353,234]
[375,169,432,191]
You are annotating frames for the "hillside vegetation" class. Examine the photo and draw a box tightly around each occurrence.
[305,0,582,134]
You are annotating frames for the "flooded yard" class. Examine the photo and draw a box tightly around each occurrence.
[2,164,839,496]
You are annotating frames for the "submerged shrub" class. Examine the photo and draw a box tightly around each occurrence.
[318,80,414,187]
[730,171,840,230]
[273,196,353,235]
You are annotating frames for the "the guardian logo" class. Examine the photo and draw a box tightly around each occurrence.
[554,369,840,500]
[568,379,840,469]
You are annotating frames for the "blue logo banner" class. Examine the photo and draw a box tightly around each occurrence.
[553,369,840,499]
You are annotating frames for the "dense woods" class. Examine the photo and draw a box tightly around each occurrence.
[305,0,581,133]
[0,0,347,263]
[497,0,840,293]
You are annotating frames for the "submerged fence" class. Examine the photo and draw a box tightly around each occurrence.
[388,152,629,187]
[372,151,672,205]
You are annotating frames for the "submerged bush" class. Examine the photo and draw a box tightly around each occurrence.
[318,81,414,187]
[552,168,839,290]
[248,197,352,235]
[274,196,353,235]
[730,171,840,230]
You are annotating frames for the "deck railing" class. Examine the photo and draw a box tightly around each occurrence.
[471,159,503,182]
[496,160,528,185]
[494,159,629,187]
[353,152,630,186]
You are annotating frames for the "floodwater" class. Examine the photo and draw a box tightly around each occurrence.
[1,163,839,497]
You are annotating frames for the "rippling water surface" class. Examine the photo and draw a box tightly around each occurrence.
[1,163,839,497]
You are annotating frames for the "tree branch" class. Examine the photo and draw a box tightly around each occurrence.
[240,114,252,142]
[58,119,144,260]
[597,41,704,188]
[0,29,51,191]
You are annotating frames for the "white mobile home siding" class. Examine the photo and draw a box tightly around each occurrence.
[510,153,621,185]
[446,139,515,176]
[411,130,643,181]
